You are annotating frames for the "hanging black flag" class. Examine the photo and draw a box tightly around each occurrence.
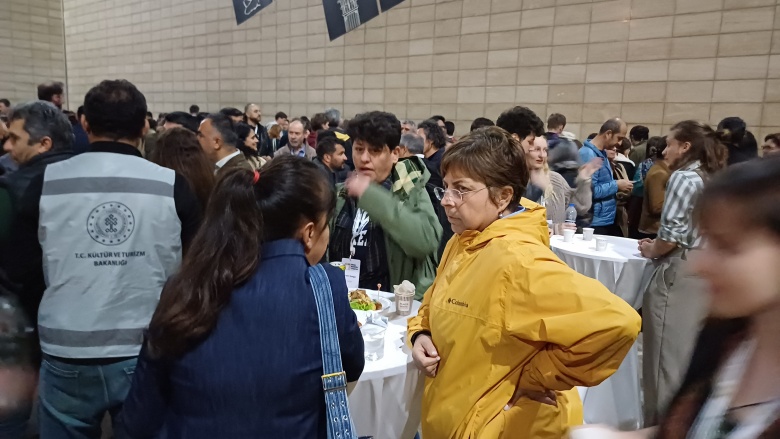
[322,0,380,41]
[234,0,273,25]
[379,0,405,12]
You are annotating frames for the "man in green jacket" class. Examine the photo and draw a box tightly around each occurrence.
[328,111,441,300]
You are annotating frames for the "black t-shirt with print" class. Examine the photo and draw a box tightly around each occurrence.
[329,180,392,290]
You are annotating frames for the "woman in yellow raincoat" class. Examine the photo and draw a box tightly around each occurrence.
[407,127,642,439]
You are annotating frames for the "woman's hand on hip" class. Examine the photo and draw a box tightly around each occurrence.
[412,334,441,378]
[505,388,558,411]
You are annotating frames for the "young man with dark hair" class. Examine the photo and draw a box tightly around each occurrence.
[189,105,200,116]
[763,133,780,157]
[0,99,10,116]
[37,81,64,109]
[163,111,199,133]
[628,125,650,164]
[417,119,448,189]
[496,106,546,202]
[444,121,455,140]
[328,111,441,298]
[3,80,201,438]
[199,113,252,175]
[545,113,567,148]
[324,107,354,170]
[313,135,346,186]
[470,117,494,132]
[219,107,244,124]
[430,115,447,137]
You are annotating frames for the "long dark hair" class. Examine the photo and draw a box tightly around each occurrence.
[147,156,336,358]
[150,127,215,209]
[235,122,259,158]
[669,120,728,174]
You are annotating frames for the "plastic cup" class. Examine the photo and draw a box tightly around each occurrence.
[596,237,608,252]
[582,228,595,241]
[563,229,575,243]
[361,322,386,361]
[395,291,414,317]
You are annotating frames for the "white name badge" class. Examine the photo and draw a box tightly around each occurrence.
[341,258,361,291]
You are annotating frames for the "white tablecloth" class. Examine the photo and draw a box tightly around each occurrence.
[348,292,423,439]
[550,234,655,431]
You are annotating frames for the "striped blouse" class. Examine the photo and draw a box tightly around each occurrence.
[658,160,705,249]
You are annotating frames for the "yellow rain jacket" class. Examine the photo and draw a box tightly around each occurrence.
[407,199,641,438]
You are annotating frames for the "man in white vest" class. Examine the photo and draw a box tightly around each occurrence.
[33,79,202,438]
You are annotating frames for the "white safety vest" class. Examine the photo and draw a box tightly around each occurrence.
[38,152,182,358]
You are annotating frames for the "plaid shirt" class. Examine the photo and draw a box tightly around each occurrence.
[658,161,705,249]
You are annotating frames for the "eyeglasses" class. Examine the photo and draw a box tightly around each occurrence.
[433,187,488,203]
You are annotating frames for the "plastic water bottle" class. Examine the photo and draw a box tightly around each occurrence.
[565,204,577,225]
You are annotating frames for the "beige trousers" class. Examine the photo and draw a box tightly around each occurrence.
[641,248,708,427]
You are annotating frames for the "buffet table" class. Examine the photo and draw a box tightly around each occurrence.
[550,234,655,430]
[348,292,423,439]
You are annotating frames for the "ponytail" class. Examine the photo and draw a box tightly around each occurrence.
[148,168,262,358]
[670,120,729,175]
[146,157,336,359]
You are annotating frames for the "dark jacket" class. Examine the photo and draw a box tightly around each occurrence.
[122,240,364,439]
[1,150,75,205]
[312,157,337,187]
[424,148,444,190]
[0,150,75,323]
[726,131,759,166]
[71,121,90,154]
[547,138,582,188]
[0,142,201,326]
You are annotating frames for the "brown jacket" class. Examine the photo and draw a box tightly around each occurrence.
[216,152,252,178]
[639,161,671,235]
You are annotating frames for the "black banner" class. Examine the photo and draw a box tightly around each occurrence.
[234,0,273,25]
[323,0,380,41]
[379,0,405,12]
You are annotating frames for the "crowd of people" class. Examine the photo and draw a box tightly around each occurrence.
[0,78,778,439]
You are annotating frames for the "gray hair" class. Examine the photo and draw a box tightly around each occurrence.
[402,120,416,129]
[206,113,239,148]
[324,107,341,127]
[8,101,74,152]
[400,133,424,156]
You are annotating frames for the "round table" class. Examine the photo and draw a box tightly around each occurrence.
[348,291,423,439]
[550,234,656,430]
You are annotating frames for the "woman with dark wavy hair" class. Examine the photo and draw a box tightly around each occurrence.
[122,157,364,439]
[235,121,266,170]
[149,127,215,210]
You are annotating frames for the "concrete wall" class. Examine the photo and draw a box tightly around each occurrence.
[56,0,780,139]
[0,0,66,106]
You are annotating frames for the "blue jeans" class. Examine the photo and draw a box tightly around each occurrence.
[38,355,137,439]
